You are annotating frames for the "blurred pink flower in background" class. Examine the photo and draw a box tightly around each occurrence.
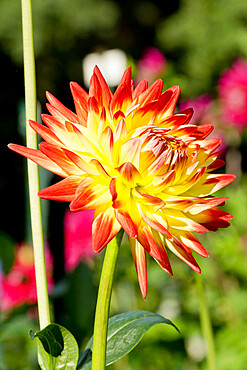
[218,59,247,129]
[135,47,166,84]
[180,94,212,125]
[64,209,95,272]
[0,244,53,311]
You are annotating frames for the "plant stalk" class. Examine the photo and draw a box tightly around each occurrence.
[21,0,50,329]
[92,230,124,369]
[196,273,217,370]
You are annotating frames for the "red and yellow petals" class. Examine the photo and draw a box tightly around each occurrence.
[150,170,176,193]
[62,148,97,175]
[70,177,111,212]
[207,158,225,172]
[137,79,163,106]
[99,126,114,161]
[186,173,236,197]
[159,86,181,118]
[134,190,165,211]
[120,138,142,169]
[90,159,112,182]
[165,209,209,233]
[188,196,228,215]
[166,237,201,273]
[192,124,214,140]
[29,120,62,146]
[89,73,103,107]
[93,66,113,107]
[110,178,130,209]
[154,255,173,276]
[190,207,233,231]
[41,114,65,132]
[115,208,139,238]
[71,124,103,159]
[92,207,121,252]
[110,68,132,115]
[172,230,209,257]
[39,142,82,176]
[46,92,78,124]
[197,138,222,156]
[167,166,207,196]
[132,80,148,101]
[8,144,67,178]
[129,238,147,299]
[159,110,193,131]
[117,162,142,188]
[137,225,170,264]
[70,81,88,125]
[87,96,100,137]
[38,176,81,201]
[139,208,172,237]
[98,107,107,136]
[114,118,127,142]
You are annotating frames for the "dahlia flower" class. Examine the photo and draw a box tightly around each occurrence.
[9,67,235,298]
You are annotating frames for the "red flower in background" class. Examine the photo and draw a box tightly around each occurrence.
[64,209,95,272]
[0,244,53,311]
[218,59,247,129]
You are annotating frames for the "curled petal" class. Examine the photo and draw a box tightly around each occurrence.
[115,208,139,238]
[129,238,147,299]
[92,207,121,252]
[117,162,142,188]
[190,207,233,231]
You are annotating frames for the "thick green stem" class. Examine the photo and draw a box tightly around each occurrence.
[196,273,217,370]
[92,230,124,369]
[21,0,50,329]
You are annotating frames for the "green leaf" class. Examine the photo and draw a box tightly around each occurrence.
[30,323,79,370]
[81,310,179,368]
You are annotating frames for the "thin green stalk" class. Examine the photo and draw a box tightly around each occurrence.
[196,273,217,370]
[21,0,50,329]
[92,230,124,369]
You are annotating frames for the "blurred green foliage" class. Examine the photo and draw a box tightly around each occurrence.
[157,0,247,96]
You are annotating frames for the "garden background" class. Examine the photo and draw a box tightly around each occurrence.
[1,0,247,369]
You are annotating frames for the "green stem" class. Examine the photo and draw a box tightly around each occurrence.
[196,273,217,370]
[92,230,124,369]
[21,0,50,329]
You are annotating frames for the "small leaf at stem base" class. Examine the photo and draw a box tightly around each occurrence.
[30,323,79,370]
